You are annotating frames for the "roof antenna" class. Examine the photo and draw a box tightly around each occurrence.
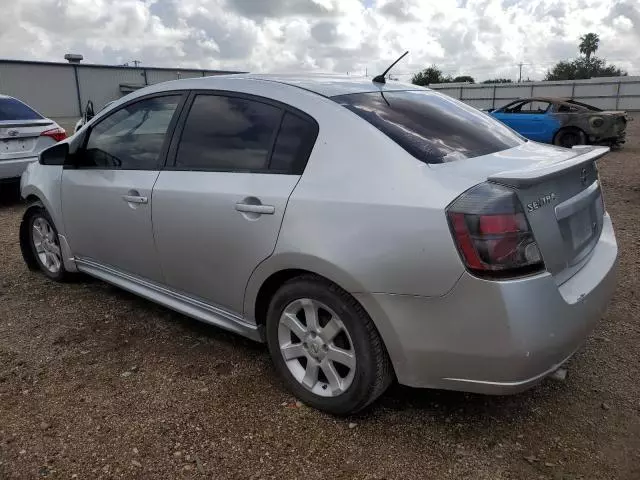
[372,51,408,84]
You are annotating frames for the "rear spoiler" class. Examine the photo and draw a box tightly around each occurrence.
[0,119,53,128]
[488,145,609,188]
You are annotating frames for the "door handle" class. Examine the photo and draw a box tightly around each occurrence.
[235,203,275,215]
[122,195,148,204]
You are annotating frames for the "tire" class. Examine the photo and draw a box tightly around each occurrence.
[553,128,586,148]
[21,205,69,282]
[265,274,393,415]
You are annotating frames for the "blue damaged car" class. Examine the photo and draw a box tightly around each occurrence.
[488,97,628,148]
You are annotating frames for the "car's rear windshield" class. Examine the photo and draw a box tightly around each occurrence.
[333,90,524,164]
[0,97,43,121]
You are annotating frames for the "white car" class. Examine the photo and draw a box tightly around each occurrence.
[0,94,66,181]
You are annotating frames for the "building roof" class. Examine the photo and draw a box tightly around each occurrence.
[0,58,242,74]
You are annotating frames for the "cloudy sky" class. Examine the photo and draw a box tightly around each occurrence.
[1,0,638,81]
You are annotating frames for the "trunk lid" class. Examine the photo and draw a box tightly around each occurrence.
[0,119,55,160]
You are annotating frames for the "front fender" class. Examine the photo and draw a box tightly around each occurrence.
[21,163,65,236]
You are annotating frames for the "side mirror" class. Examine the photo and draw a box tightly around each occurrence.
[39,142,69,166]
[85,100,95,121]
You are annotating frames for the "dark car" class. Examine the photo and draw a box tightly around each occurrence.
[488,97,628,148]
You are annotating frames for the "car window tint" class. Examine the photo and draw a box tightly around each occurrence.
[334,90,523,164]
[0,97,43,121]
[503,101,526,113]
[176,95,282,171]
[82,95,180,169]
[520,101,551,113]
[558,104,579,113]
[269,112,318,174]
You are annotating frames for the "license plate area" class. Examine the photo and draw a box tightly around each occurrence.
[1,138,35,154]
[568,207,596,250]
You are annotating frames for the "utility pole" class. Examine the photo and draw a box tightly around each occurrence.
[518,62,523,83]
[132,60,141,67]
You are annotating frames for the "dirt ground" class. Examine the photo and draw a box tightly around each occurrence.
[1,115,639,480]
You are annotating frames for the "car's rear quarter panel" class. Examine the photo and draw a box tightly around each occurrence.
[552,110,624,141]
[242,85,468,317]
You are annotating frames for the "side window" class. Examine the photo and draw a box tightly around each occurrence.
[81,95,181,169]
[558,104,579,113]
[503,101,526,113]
[175,94,282,172]
[523,101,551,113]
[269,112,318,174]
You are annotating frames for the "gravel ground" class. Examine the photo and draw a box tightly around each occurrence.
[1,116,639,480]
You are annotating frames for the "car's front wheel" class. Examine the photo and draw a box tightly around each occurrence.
[21,206,69,281]
[266,275,393,415]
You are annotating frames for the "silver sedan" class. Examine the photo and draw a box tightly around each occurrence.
[19,75,618,414]
[0,94,66,181]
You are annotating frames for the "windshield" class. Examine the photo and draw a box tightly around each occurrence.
[0,97,43,121]
[333,90,524,164]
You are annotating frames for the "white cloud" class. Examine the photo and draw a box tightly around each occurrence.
[0,0,637,80]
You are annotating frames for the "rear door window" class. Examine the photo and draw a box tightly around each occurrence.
[0,97,43,121]
[175,94,282,172]
[334,90,524,164]
[269,112,318,174]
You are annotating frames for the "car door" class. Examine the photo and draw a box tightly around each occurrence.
[492,100,553,142]
[61,93,186,281]
[152,92,318,315]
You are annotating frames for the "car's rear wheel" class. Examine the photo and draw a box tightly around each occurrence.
[23,207,68,281]
[266,275,393,415]
[553,127,586,148]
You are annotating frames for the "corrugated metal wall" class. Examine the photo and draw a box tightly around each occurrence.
[0,61,235,120]
[429,77,640,111]
[77,66,148,112]
[0,63,79,117]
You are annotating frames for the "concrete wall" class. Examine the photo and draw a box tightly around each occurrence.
[0,60,240,123]
[429,76,640,111]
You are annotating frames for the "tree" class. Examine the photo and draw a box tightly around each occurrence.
[481,78,513,84]
[545,33,626,80]
[452,75,475,83]
[545,57,626,81]
[579,33,600,61]
[411,65,450,86]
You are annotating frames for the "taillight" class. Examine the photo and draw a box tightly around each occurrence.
[446,182,544,278]
[40,127,67,143]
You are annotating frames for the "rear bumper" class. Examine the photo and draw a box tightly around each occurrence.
[0,156,38,180]
[356,214,618,394]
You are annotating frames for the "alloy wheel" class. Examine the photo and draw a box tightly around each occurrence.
[277,298,356,397]
[32,217,62,274]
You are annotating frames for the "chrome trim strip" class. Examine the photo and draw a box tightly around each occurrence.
[75,257,262,342]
